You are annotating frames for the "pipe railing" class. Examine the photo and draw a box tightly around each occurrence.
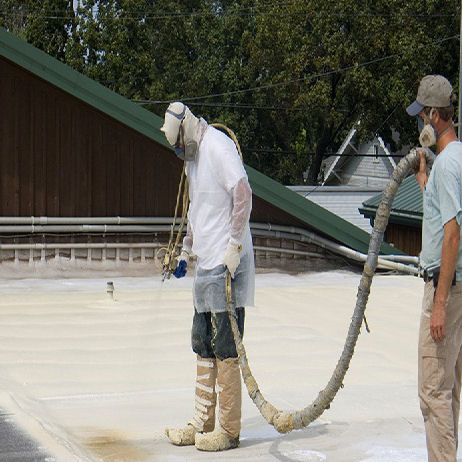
[0,217,420,273]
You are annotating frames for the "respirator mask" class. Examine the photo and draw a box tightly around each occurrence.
[418,109,437,148]
[174,122,198,162]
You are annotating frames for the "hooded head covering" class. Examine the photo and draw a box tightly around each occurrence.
[161,102,187,145]
[161,102,204,145]
[161,102,208,161]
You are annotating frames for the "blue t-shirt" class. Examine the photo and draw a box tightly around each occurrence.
[420,141,462,279]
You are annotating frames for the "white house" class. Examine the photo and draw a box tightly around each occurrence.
[292,122,399,233]
[321,121,397,188]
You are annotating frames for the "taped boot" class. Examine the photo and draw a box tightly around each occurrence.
[195,357,241,451]
[166,356,217,446]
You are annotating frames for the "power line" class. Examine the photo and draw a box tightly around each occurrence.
[0,6,458,21]
[136,101,307,112]
[133,34,459,104]
[243,147,406,157]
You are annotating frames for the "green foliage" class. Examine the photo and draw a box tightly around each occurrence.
[0,0,74,60]
[1,0,460,184]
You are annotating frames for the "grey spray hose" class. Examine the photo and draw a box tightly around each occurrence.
[226,147,432,433]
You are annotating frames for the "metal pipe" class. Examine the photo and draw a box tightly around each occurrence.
[250,224,419,275]
[0,225,174,233]
[0,216,419,271]
[0,243,163,250]
[0,216,417,266]
[253,245,324,259]
[378,254,419,264]
[0,216,181,225]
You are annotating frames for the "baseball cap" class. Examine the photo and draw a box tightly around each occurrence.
[406,75,453,116]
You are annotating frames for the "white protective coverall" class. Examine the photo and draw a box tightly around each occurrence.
[163,103,253,451]
[184,121,255,313]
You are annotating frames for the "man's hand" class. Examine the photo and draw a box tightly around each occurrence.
[173,250,189,279]
[415,148,429,192]
[430,302,446,342]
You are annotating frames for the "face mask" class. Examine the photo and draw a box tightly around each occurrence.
[174,145,185,159]
[173,140,197,161]
[419,124,437,147]
[419,109,437,147]
[173,122,198,161]
[184,140,198,161]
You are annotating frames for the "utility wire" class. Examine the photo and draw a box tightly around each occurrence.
[134,34,459,104]
[0,4,458,21]
[137,101,308,112]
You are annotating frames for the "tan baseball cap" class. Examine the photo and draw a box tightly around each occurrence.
[406,75,453,116]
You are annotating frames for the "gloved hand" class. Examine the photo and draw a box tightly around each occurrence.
[173,250,189,279]
[223,240,241,279]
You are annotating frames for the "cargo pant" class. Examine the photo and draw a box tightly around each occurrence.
[418,280,462,462]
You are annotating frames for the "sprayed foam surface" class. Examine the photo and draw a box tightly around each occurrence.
[0,270,445,461]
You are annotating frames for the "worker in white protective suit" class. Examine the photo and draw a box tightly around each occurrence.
[161,102,255,452]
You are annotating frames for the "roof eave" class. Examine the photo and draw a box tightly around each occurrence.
[359,206,422,228]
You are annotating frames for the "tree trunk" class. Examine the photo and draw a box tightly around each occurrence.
[306,129,331,185]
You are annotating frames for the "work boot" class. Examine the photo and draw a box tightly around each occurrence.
[166,356,217,446]
[195,357,241,451]
[165,424,196,446]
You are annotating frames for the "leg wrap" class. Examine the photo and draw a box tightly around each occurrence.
[189,355,217,433]
[217,357,241,438]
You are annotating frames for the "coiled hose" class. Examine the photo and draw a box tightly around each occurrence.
[226,148,432,433]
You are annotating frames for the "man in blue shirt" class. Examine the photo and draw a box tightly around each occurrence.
[407,75,462,462]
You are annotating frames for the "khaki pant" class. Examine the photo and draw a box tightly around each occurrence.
[419,280,462,462]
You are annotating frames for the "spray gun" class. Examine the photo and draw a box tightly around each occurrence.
[157,164,189,282]
[160,245,179,281]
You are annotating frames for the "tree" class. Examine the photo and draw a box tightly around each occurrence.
[0,0,74,61]
[1,0,460,184]
[244,0,460,184]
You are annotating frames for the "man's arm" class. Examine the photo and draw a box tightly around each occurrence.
[223,177,252,278]
[230,178,252,244]
[431,217,460,342]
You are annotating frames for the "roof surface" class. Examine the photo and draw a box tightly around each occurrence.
[359,175,423,226]
[0,27,400,255]
[289,186,382,233]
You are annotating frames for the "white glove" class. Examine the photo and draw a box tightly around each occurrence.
[223,240,241,279]
[178,249,190,263]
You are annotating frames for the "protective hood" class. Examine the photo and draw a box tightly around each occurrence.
[161,102,205,146]
[160,102,187,146]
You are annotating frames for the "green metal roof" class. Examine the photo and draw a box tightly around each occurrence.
[359,175,423,227]
[0,26,400,256]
